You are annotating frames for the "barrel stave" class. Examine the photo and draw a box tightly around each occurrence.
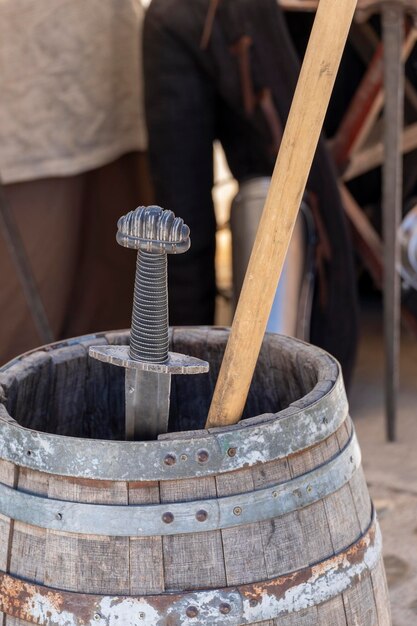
[46,474,130,595]
[350,466,375,533]
[9,467,48,591]
[217,466,269,587]
[129,480,164,595]
[317,596,347,626]
[160,474,227,591]
[371,558,392,626]
[343,574,379,624]
[0,459,16,625]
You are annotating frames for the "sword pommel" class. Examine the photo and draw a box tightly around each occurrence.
[116,206,191,254]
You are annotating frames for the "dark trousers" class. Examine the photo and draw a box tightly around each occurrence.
[143,0,359,384]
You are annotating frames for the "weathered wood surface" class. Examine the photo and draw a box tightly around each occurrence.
[0,329,391,625]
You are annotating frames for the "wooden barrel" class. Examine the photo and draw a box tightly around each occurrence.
[0,328,390,625]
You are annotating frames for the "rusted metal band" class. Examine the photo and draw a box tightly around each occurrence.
[0,332,348,481]
[0,432,360,536]
[0,511,381,625]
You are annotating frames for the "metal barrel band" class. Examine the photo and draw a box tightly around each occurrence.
[0,334,347,480]
[0,511,381,626]
[0,432,360,537]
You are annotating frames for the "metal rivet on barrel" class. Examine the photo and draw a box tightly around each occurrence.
[272,491,278,498]
[186,606,199,618]
[162,512,174,524]
[322,417,328,424]
[233,506,242,516]
[55,513,63,521]
[306,485,313,493]
[138,612,145,620]
[93,614,101,622]
[227,447,237,457]
[197,450,209,463]
[196,509,208,522]
[164,454,176,466]
[26,450,32,456]
[180,454,188,461]
[219,603,231,615]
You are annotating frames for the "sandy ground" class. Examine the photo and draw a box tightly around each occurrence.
[351,301,417,626]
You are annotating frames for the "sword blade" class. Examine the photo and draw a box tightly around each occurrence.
[125,368,171,440]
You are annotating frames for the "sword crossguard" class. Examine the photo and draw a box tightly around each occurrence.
[89,345,209,375]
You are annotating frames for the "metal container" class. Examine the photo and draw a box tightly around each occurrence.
[0,328,390,625]
[230,177,315,339]
[398,204,417,291]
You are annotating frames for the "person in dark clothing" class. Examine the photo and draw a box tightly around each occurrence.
[143,0,359,386]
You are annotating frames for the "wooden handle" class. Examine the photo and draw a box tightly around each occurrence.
[206,0,357,428]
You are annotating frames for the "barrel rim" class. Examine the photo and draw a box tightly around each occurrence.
[0,329,348,480]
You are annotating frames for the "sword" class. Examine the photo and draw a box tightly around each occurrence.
[90,206,209,440]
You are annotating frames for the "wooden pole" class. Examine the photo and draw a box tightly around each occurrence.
[206,0,357,428]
